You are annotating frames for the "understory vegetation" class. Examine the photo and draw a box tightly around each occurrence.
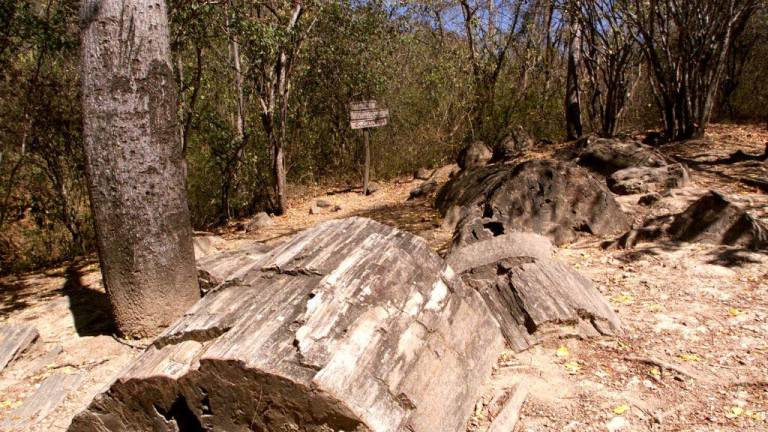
[1,0,766,273]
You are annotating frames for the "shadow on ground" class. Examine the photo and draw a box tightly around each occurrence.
[62,263,115,336]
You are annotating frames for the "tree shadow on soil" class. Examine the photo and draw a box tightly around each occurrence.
[351,198,441,238]
[62,263,116,336]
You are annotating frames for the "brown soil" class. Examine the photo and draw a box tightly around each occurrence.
[1,123,767,431]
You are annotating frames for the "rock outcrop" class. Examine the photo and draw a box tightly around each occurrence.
[668,191,768,249]
[492,126,534,162]
[576,136,667,175]
[457,256,621,352]
[458,141,493,170]
[607,163,689,195]
[437,160,630,247]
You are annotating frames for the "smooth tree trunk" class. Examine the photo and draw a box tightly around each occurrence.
[565,19,583,140]
[80,0,200,338]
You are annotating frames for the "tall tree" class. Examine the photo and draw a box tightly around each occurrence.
[576,0,641,137]
[80,0,200,338]
[565,1,583,140]
[623,0,757,140]
[233,0,317,215]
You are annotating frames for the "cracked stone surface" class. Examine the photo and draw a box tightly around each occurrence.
[436,160,630,247]
[68,218,504,432]
[457,256,622,352]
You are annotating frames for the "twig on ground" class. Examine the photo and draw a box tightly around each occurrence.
[110,334,149,350]
[623,355,698,380]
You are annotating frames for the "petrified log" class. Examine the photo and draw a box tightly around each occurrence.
[607,163,689,195]
[192,233,226,259]
[0,324,38,372]
[1,372,83,430]
[458,256,621,352]
[69,218,504,432]
[458,141,493,170]
[446,232,554,274]
[437,160,630,247]
[668,191,768,249]
[196,242,272,294]
[576,136,667,175]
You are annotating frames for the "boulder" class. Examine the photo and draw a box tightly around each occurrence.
[458,256,621,352]
[309,204,341,215]
[638,193,663,206]
[431,164,461,182]
[607,163,689,195]
[245,212,274,232]
[492,126,534,162]
[69,218,504,432]
[414,167,434,180]
[408,180,438,200]
[458,141,493,170]
[576,136,667,175]
[668,191,768,249]
[437,160,630,247]
[315,199,334,208]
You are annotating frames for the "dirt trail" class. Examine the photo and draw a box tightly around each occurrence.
[1,124,767,431]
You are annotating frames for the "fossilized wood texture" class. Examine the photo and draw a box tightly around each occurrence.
[192,233,227,259]
[668,191,768,249]
[607,163,690,195]
[0,324,38,372]
[446,232,554,275]
[576,137,667,175]
[436,160,630,247]
[196,242,272,294]
[69,218,505,432]
[1,373,83,431]
[458,257,621,352]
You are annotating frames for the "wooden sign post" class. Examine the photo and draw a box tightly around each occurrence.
[350,100,389,195]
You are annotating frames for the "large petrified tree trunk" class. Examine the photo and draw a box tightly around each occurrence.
[80,0,200,338]
[69,218,504,432]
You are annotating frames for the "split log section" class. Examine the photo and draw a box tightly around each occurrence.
[69,218,504,432]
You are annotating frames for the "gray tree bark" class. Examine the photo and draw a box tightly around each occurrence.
[80,0,200,338]
[565,15,583,140]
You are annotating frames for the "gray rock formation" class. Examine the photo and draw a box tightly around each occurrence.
[492,126,534,162]
[458,256,621,352]
[669,191,768,249]
[607,163,689,195]
[246,212,274,232]
[576,136,667,175]
[437,160,630,247]
[69,218,504,432]
[458,141,493,170]
[446,232,554,274]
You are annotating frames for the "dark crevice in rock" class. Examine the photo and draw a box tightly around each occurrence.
[154,395,206,432]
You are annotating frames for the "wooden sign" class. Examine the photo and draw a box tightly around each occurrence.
[348,100,390,195]
[350,100,389,130]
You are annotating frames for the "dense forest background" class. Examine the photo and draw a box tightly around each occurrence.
[1,0,766,273]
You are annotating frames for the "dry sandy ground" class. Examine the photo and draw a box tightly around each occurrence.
[0,124,766,431]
